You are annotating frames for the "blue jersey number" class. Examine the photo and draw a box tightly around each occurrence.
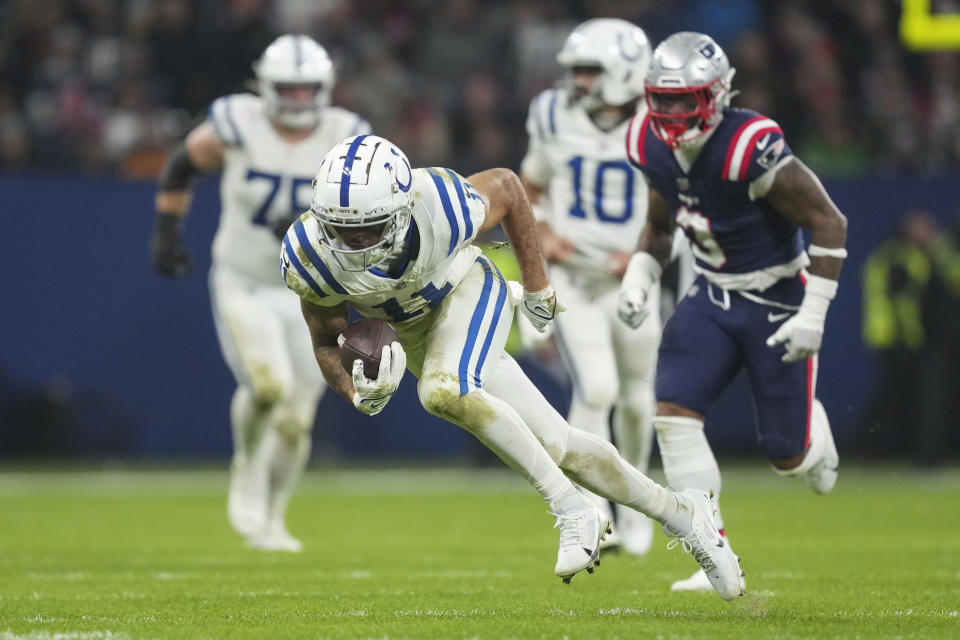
[372,282,454,323]
[567,157,634,223]
[245,170,313,227]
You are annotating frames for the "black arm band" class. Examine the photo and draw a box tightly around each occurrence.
[157,143,201,191]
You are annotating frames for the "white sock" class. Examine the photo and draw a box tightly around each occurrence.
[612,383,656,475]
[265,427,311,527]
[655,415,726,531]
[230,386,269,464]
[566,399,615,521]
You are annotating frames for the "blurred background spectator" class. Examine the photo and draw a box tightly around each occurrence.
[858,209,960,464]
[2,0,960,177]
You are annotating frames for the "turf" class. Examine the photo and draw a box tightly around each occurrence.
[0,464,958,639]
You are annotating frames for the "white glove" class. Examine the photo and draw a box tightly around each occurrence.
[618,252,663,329]
[351,342,406,416]
[618,288,651,329]
[521,286,565,332]
[766,274,838,363]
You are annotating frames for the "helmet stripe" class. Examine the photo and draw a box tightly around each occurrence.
[293,218,348,294]
[294,35,303,69]
[339,134,369,206]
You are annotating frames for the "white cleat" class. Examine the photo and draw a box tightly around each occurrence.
[671,568,714,592]
[618,509,654,557]
[663,490,745,601]
[227,462,268,538]
[246,522,303,553]
[553,506,610,584]
[806,401,839,494]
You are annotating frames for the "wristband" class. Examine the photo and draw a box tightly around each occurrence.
[154,212,184,234]
[799,273,837,320]
[808,244,848,259]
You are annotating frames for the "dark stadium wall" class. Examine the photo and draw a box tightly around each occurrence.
[0,174,956,459]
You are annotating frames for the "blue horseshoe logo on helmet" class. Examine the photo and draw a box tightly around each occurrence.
[385,147,412,193]
[617,32,642,62]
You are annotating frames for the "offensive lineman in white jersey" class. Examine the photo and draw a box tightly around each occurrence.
[150,35,371,552]
[519,18,658,555]
[280,133,745,600]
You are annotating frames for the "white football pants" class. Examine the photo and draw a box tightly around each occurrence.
[550,267,659,522]
[405,256,676,520]
[210,266,326,531]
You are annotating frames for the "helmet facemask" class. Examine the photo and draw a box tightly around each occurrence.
[312,201,412,272]
[262,81,329,129]
[310,134,415,272]
[646,79,726,149]
[562,64,606,111]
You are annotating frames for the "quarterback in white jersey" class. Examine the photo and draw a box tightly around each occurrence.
[150,35,371,552]
[519,18,659,555]
[280,134,745,600]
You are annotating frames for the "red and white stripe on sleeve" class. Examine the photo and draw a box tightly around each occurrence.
[722,116,783,181]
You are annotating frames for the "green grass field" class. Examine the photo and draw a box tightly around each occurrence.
[1,464,958,639]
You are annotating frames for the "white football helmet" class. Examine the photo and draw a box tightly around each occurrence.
[644,32,736,149]
[310,135,414,272]
[254,34,335,129]
[556,18,651,110]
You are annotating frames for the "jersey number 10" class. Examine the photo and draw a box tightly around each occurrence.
[567,157,634,224]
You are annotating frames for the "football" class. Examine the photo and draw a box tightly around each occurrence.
[338,318,400,380]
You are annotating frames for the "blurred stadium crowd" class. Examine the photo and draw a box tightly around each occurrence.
[2,0,959,177]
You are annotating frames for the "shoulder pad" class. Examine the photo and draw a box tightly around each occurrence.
[525,89,561,140]
[419,167,485,257]
[280,215,349,303]
[208,93,259,148]
[326,106,373,138]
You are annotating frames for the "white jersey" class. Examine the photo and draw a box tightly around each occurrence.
[208,93,372,284]
[281,167,486,335]
[520,88,649,284]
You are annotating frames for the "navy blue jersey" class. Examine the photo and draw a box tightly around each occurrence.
[626,108,804,276]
